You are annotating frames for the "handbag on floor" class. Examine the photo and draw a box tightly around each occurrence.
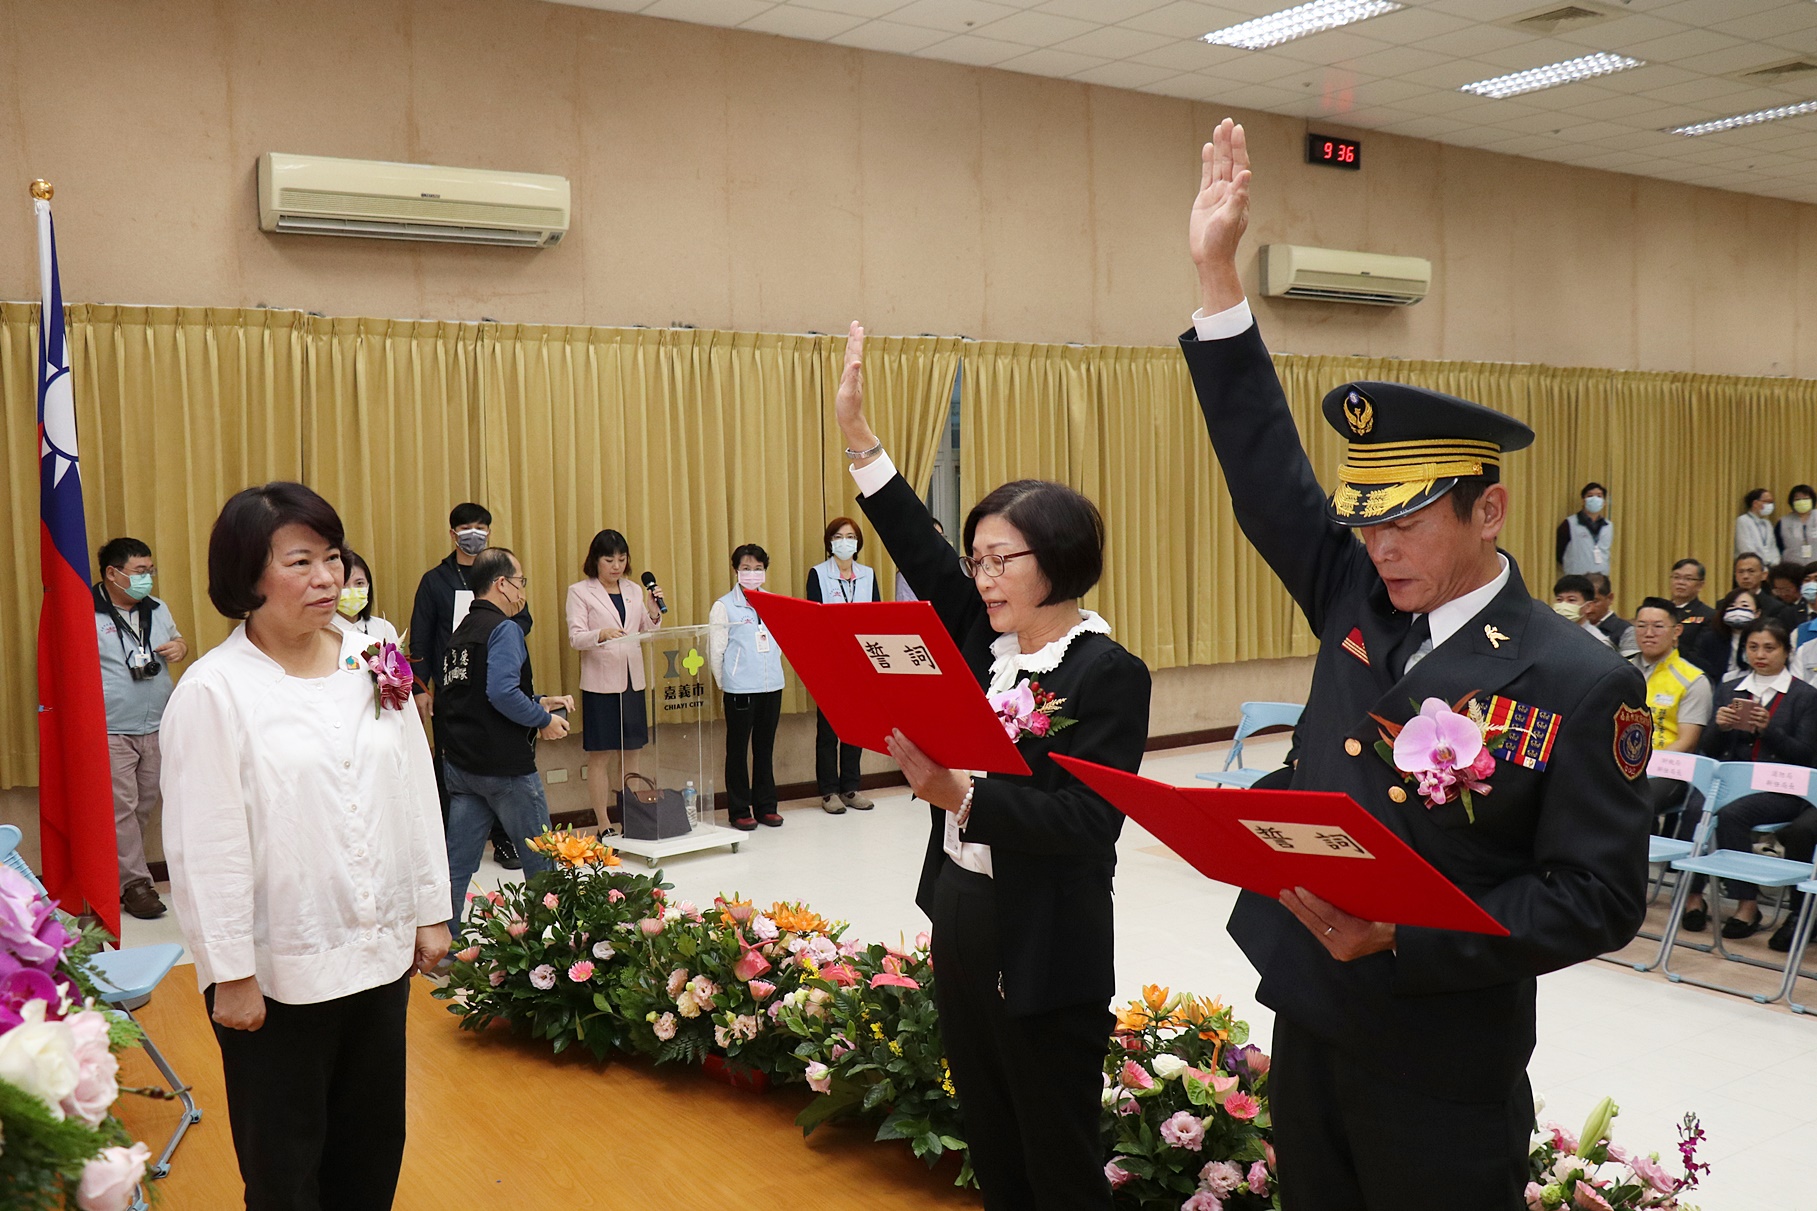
[619,773,692,840]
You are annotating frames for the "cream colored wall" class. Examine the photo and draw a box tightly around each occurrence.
[3,0,1816,375]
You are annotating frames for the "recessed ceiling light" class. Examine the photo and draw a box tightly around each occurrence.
[1202,0,1404,51]
[1459,52,1644,99]
[1669,98,1817,137]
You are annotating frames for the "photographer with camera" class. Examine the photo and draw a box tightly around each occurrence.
[93,536,188,919]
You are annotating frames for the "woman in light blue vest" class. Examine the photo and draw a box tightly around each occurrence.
[806,516,880,813]
[709,543,786,831]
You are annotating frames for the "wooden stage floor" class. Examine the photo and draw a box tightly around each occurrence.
[113,976,977,1209]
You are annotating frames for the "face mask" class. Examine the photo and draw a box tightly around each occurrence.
[455,527,489,556]
[1759,503,1776,518]
[1582,496,1604,514]
[1724,606,1758,627]
[117,571,153,601]
[1797,500,1814,515]
[737,569,767,592]
[338,586,369,618]
[1803,582,1817,602]
[830,537,859,562]
[1552,601,1582,623]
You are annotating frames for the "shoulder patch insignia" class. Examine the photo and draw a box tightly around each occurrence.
[1613,703,1652,781]
[1342,627,1369,666]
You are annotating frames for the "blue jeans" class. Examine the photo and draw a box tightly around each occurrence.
[444,761,553,930]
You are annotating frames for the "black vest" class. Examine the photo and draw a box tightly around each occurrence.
[438,599,539,777]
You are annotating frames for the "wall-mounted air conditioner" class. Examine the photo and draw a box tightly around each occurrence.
[1260,244,1430,307]
[258,153,570,248]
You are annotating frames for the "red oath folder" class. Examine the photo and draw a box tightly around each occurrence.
[1052,755,1508,936]
[745,591,1031,777]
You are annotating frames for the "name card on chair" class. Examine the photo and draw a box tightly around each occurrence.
[1647,751,1699,782]
[1750,763,1811,796]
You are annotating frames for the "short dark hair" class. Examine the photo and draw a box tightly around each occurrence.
[1585,572,1613,599]
[207,482,346,619]
[1672,558,1705,580]
[1735,552,1765,572]
[584,530,631,579]
[1554,574,1596,600]
[1711,588,1761,641]
[470,547,519,596]
[964,480,1104,606]
[1791,484,1816,503]
[1742,615,1792,654]
[1770,561,1804,586]
[731,543,770,570]
[1743,487,1771,511]
[97,537,151,572]
[450,502,492,529]
[1446,476,1493,523]
[1634,596,1679,621]
[1580,482,1605,496]
[823,517,863,558]
[341,546,375,620]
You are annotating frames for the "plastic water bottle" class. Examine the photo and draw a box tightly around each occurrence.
[683,781,698,829]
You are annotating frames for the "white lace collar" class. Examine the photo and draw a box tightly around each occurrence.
[987,611,1112,692]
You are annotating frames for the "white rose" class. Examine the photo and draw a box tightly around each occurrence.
[1152,1054,1189,1081]
[75,1142,151,1211]
[0,1001,81,1118]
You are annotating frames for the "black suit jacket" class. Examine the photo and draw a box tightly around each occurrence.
[1699,676,1817,765]
[409,552,533,694]
[1181,322,1651,1103]
[857,473,1152,1018]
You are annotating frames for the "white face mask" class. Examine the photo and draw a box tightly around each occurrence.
[830,537,859,562]
[1759,503,1776,518]
[1724,606,1758,627]
[1583,496,1604,514]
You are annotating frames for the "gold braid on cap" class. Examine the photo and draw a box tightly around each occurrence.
[1338,438,1500,485]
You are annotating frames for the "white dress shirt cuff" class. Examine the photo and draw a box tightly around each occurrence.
[1191,298,1254,342]
[850,452,899,498]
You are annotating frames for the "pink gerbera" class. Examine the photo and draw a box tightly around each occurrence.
[567,960,595,982]
[1222,1091,1260,1121]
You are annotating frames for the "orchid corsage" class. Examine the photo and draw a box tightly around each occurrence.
[1371,694,1505,823]
[988,678,1077,743]
[357,640,414,719]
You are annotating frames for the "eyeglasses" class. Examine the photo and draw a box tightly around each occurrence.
[504,575,529,588]
[960,550,1035,578]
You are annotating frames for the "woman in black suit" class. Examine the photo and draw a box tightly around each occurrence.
[1679,617,1817,938]
[830,322,1151,1211]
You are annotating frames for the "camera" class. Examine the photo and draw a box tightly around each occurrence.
[126,646,162,681]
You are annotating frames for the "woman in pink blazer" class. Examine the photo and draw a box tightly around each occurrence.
[566,529,663,828]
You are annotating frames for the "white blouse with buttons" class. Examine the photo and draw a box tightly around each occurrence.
[160,617,449,1004]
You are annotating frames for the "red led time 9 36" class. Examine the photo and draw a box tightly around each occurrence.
[1307,133,1361,170]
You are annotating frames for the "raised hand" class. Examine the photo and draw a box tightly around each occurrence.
[1189,118,1250,314]
[833,320,881,463]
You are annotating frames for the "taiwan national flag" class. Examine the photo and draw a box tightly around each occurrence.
[35,196,119,939]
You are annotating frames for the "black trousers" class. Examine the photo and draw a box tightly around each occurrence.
[206,973,412,1211]
[1270,1015,1532,1211]
[429,700,510,850]
[1679,791,1807,899]
[930,861,1111,1211]
[724,690,782,818]
[814,708,862,796]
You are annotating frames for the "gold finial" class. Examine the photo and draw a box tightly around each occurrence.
[29,180,53,201]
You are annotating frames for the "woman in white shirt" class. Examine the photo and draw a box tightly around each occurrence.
[161,482,448,1211]
[336,547,402,647]
[565,529,664,830]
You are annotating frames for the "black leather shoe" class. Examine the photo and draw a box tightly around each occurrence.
[493,837,523,870]
[1770,918,1799,953]
[1721,913,1763,940]
[1681,906,1708,933]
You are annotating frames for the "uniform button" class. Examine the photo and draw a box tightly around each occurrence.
[342,760,351,769]
[1344,738,1362,757]
[1388,786,1407,803]
[354,847,367,858]
[348,802,359,813]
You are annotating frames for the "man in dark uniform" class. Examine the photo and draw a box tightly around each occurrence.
[1667,559,1722,680]
[1179,119,1651,1210]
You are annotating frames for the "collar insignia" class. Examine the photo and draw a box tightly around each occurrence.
[1484,624,1511,649]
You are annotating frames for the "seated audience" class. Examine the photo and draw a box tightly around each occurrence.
[1708,588,1763,683]
[1667,557,1720,679]
[1732,552,1793,625]
[1770,561,1811,627]
[1680,618,1817,939]
[1553,575,1619,649]
[1736,488,1781,565]
[1583,572,1637,657]
[1630,597,1712,835]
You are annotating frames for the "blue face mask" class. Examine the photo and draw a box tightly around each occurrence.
[1583,496,1604,514]
[1802,582,1817,603]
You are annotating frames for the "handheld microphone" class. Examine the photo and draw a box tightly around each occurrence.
[641,571,668,614]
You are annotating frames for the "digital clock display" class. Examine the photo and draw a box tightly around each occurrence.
[1308,133,1361,170]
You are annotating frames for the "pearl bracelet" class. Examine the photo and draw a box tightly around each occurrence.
[954,779,976,829]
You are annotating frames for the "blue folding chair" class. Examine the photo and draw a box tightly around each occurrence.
[1656,763,1817,1002]
[1195,701,1303,788]
[1779,876,1817,1015]
[0,826,200,1192]
[1604,751,1719,972]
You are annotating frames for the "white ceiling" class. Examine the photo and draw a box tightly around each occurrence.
[548,0,1817,204]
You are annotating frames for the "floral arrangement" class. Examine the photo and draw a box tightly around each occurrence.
[1373,695,1503,821]
[987,678,1076,743]
[1101,986,1275,1210]
[0,865,152,1211]
[1526,1096,1709,1210]
[356,640,413,718]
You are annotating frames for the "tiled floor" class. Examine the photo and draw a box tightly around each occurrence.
[128,736,1817,1209]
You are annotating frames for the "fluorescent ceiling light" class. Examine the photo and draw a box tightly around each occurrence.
[1202,0,1403,51]
[1669,98,1817,137]
[1459,52,1644,99]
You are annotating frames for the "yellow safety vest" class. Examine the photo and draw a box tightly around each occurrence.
[1644,650,1704,749]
